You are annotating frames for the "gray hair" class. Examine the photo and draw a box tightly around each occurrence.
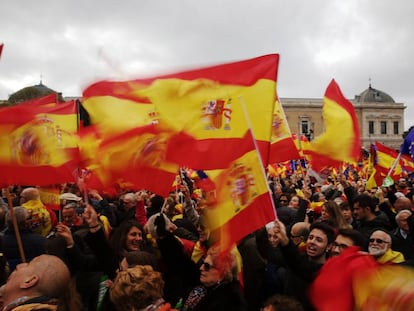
[6,206,28,229]
[395,209,412,222]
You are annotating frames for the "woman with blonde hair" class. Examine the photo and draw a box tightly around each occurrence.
[109,265,177,311]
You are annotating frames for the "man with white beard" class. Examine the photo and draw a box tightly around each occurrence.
[368,229,405,264]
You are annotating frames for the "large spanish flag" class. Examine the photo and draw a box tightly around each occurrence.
[87,123,178,196]
[82,54,279,169]
[0,100,80,186]
[305,79,361,171]
[268,99,300,164]
[82,80,157,136]
[19,93,61,108]
[203,130,276,251]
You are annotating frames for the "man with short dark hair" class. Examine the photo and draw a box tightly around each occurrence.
[330,228,366,257]
[274,220,335,310]
[353,194,392,242]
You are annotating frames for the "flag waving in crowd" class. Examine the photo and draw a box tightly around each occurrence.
[305,79,361,172]
[203,130,276,251]
[1,51,414,311]
[268,99,301,164]
[83,54,279,170]
[0,96,80,186]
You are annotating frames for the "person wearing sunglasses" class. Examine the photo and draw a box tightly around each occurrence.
[182,244,247,311]
[368,229,405,264]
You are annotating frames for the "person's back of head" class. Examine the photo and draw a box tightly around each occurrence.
[124,250,158,270]
[110,265,165,311]
[394,196,413,212]
[6,206,28,230]
[20,187,40,202]
[262,294,304,311]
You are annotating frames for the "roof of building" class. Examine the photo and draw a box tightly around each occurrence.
[356,84,395,103]
[7,81,62,104]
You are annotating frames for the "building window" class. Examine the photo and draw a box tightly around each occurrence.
[393,121,399,135]
[301,120,309,135]
[380,121,387,134]
[369,121,374,135]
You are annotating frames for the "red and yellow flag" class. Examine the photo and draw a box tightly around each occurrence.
[82,54,279,169]
[0,100,80,186]
[203,130,276,251]
[368,141,414,187]
[353,262,414,310]
[268,99,300,164]
[305,79,361,171]
[19,93,61,108]
[86,124,178,196]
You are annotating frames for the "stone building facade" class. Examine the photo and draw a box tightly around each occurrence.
[280,84,406,150]
[2,83,406,150]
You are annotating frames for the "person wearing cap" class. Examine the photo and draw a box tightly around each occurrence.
[59,192,83,204]
[61,202,84,230]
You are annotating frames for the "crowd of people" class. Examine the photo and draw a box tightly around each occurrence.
[0,169,412,310]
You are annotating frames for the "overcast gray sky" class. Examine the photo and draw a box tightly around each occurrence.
[1,0,413,130]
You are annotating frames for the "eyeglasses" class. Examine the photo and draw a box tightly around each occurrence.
[369,238,389,244]
[332,242,349,250]
[201,261,216,272]
[279,199,288,203]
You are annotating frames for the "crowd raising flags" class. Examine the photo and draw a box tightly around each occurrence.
[0,53,413,309]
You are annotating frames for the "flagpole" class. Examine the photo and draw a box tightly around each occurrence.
[384,151,402,185]
[239,96,277,219]
[5,187,26,263]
